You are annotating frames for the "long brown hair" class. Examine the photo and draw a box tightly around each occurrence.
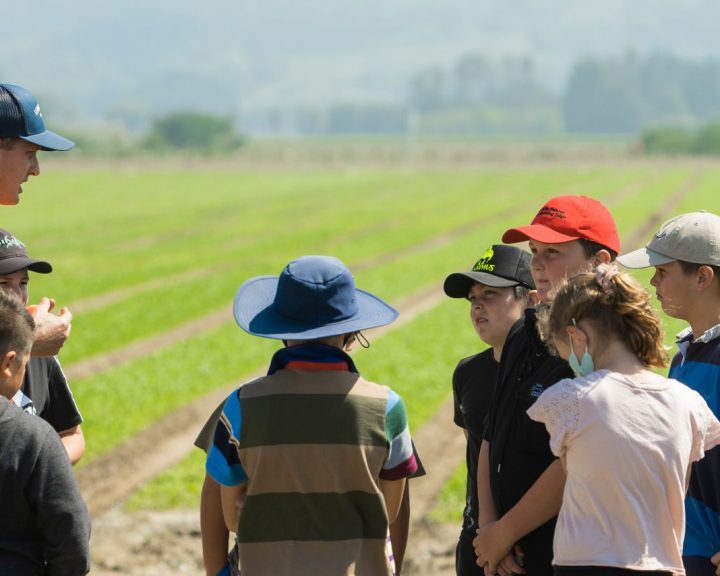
[538,265,668,368]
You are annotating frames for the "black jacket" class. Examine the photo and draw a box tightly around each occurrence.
[0,400,90,576]
[484,307,573,575]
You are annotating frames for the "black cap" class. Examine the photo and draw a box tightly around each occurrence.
[0,229,52,275]
[444,244,534,298]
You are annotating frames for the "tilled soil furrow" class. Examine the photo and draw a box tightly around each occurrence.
[69,267,220,315]
[66,308,232,381]
[621,171,703,251]
[67,172,662,384]
[65,211,512,382]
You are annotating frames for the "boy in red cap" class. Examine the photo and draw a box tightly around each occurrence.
[473,195,619,576]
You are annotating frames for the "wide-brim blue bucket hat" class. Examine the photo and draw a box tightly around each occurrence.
[233,255,399,340]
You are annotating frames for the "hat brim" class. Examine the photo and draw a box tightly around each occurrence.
[21,130,75,152]
[233,276,399,340]
[444,272,519,298]
[0,256,52,275]
[502,224,579,245]
[617,247,674,269]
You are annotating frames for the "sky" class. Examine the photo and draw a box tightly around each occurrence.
[1,0,716,130]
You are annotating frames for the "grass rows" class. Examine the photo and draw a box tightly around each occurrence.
[4,164,714,514]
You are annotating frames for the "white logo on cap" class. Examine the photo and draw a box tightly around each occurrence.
[0,235,25,250]
[33,104,42,117]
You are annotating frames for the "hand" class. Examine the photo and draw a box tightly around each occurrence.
[30,297,72,356]
[476,548,525,576]
[498,546,525,576]
[473,521,518,575]
[711,550,720,576]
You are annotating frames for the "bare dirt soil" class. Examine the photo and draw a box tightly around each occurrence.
[64,204,528,382]
[87,394,467,575]
[89,507,460,576]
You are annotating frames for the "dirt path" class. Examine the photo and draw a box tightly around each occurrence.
[70,267,222,315]
[83,172,702,575]
[620,171,703,251]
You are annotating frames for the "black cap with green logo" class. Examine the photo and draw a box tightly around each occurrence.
[443,244,534,298]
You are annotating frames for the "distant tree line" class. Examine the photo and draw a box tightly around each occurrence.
[67,111,245,157]
[404,50,720,136]
[640,122,720,155]
[564,52,720,133]
[251,50,720,137]
[250,55,561,136]
[287,104,408,135]
[67,50,720,154]
[408,54,553,111]
[405,54,560,134]
[144,112,244,153]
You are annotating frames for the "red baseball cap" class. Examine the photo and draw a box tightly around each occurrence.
[502,195,620,253]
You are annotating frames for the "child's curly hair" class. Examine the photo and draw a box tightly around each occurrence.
[538,264,668,368]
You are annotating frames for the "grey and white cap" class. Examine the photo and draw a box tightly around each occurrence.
[618,210,720,269]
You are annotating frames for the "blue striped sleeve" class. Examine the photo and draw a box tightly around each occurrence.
[381,388,417,480]
[206,391,248,486]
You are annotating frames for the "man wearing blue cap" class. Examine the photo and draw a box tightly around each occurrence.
[0,83,74,356]
[205,255,419,576]
[0,83,74,206]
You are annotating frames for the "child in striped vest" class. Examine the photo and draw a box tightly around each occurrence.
[205,255,418,576]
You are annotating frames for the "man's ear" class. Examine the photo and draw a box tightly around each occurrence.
[0,350,17,379]
[697,265,716,292]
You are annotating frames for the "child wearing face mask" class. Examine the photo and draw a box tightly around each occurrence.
[528,265,720,576]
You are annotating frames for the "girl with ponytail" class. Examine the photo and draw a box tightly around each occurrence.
[529,265,720,576]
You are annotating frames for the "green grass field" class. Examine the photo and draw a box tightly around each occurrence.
[5,159,720,518]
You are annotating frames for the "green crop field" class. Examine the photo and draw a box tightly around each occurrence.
[5,160,720,519]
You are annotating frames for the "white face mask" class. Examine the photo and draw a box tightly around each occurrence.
[568,336,594,377]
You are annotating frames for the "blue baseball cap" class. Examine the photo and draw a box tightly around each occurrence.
[0,83,74,151]
[233,255,399,340]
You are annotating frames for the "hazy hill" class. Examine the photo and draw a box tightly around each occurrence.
[1,0,716,132]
